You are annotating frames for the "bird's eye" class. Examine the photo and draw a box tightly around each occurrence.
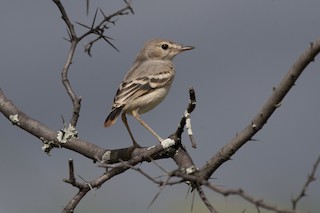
[161,44,169,50]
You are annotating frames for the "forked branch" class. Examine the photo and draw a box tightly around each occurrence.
[52,0,133,126]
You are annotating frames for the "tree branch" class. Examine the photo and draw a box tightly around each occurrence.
[171,171,307,213]
[199,38,320,180]
[61,88,197,212]
[0,86,195,212]
[292,155,320,210]
[52,0,134,126]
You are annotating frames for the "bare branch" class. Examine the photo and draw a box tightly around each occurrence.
[78,0,134,52]
[205,184,305,213]
[67,159,75,183]
[61,42,82,126]
[119,160,165,186]
[59,91,198,212]
[52,0,82,126]
[62,187,90,213]
[199,38,320,180]
[292,155,320,209]
[171,171,307,213]
[196,185,217,213]
[52,0,77,39]
[53,0,133,126]
[62,140,180,212]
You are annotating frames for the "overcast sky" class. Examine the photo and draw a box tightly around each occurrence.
[1,1,320,213]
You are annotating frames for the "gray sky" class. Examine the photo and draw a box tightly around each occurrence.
[1,1,320,213]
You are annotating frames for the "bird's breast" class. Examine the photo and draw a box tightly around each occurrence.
[124,84,172,115]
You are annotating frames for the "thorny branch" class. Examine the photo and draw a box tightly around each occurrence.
[53,0,80,126]
[0,85,198,213]
[196,185,216,213]
[79,1,134,54]
[52,0,133,126]
[292,155,320,210]
[62,87,198,213]
[122,160,314,213]
[170,171,307,213]
[199,38,320,180]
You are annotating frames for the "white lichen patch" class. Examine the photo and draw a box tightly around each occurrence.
[57,123,78,143]
[185,165,197,174]
[186,117,193,135]
[184,110,190,119]
[184,110,193,135]
[147,145,156,150]
[40,137,60,155]
[102,150,112,162]
[161,138,175,149]
[9,114,20,125]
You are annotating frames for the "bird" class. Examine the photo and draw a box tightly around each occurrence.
[104,38,194,146]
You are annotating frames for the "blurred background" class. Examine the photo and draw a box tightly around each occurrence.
[1,0,320,212]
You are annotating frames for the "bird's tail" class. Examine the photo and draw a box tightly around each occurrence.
[104,106,123,127]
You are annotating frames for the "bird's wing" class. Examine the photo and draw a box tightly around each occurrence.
[112,70,174,108]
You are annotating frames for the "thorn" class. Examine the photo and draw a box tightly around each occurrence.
[110,18,119,25]
[275,102,281,108]
[103,24,110,30]
[61,114,66,126]
[310,42,314,48]
[66,27,72,40]
[102,36,120,52]
[63,37,71,42]
[84,42,93,57]
[124,0,135,14]
[86,0,89,16]
[99,8,106,18]
[91,8,99,29]
[76,21,91,30]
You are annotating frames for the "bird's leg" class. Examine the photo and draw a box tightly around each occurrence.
[132,110,163,143]
[121,113,139,147]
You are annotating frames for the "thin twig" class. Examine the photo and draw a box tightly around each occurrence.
[53,0,134,126]
[68,159,75,183]
[78,0,134,54]
[196,185,217,213]
[175,87,197,148]
[53,0,82,126]
[171,170,307,213]
[292,155,320,209]
[119,160,165,185]
[52,0,77,39]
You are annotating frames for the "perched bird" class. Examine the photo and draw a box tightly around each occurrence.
[104,39,194,146]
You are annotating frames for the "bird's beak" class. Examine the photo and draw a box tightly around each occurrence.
[181,45,195,51]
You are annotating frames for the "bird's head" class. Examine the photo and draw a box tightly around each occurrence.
[138,39,194,61]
